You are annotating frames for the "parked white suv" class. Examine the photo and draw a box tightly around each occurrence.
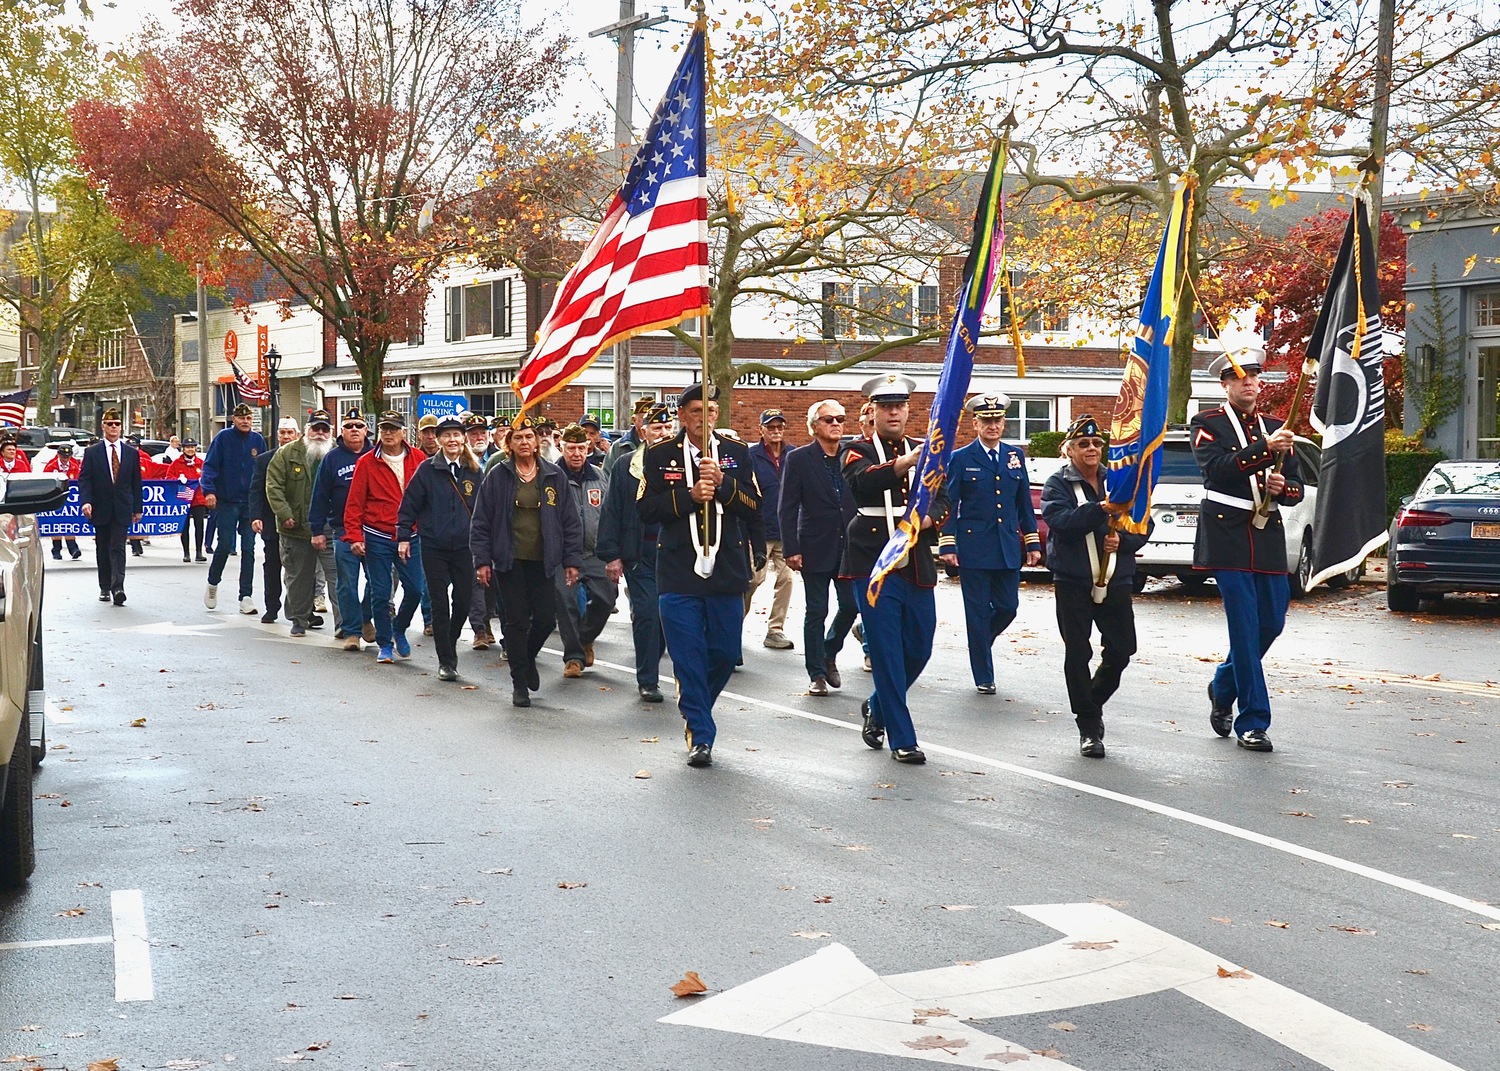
[1,472,68,886]
[1133,431,1359,597]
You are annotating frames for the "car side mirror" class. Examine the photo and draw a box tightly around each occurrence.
[0,474,69,515]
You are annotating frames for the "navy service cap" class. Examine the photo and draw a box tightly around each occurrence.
[966,392,1011,418]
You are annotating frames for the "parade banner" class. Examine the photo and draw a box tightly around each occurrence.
[867,138,1010,606]
[1306,196,1388,590]
[37,480,196,538]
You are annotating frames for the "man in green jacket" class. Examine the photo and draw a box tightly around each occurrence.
[267,410,338,637]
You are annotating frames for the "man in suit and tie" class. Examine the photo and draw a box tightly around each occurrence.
[779,398,858,696]
[78,407,143,606]
[938,392,1041,694]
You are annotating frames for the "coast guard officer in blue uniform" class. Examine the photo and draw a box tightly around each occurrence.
[938,392,1041,694]
[1190,348,1304,753]
[842,373,950,765]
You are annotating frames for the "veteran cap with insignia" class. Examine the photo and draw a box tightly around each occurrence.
[461,412,487,431]
[535,416,557,432]
[416,413,439,430]
[1208,345,1264,380]
[965,392,1011,418]
[643,401,676,425]
[376,409,405,429]
[342,406,365,425]
[307,408,333,428]
[1061,414,1108,443]
[578,413,601,430]
[434,415,464,434]
[101,407,122,423]
[182,438,198,447]
[559,423,589,444]
[759,408,786,426]
[861,372,916,403]
[491,413,512,430]
[677,382,720,407]
[509,413,538,432]
[231,402,253,417]
[632,396,656,416]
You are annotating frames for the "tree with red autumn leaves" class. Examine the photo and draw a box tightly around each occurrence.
[70,0,568,413]
[1220,205,1407,433]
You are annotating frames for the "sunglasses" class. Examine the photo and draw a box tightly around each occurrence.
[817,415,846,424]
[1073,438,1106,449]
[102,421,122,426]
[342,422,367,430]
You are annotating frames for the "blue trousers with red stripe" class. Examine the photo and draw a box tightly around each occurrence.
[659,592,743,750]
[855,573,935,752]
[1211,569,1289,735]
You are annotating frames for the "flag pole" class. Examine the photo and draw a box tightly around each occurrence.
[693,0,718,578]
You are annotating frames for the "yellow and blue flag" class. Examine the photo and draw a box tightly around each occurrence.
[1106,176,1194,534]
[867,140,1010,605]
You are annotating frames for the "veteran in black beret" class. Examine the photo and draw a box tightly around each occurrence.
[635,382,761,767]
[1190,345,1304,752]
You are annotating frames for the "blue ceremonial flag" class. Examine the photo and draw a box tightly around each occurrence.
[1106,176,1195,534]
[867,140,1010,606]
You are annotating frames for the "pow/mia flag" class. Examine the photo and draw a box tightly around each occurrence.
[1306,197,1388,590]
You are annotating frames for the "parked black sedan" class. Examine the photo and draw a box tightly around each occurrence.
[1387,459,1500,611]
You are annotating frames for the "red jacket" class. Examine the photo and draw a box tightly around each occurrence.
[344,447,424,542]
[42,455,81,478]
[165,454,206,507]
[0,450,30,474]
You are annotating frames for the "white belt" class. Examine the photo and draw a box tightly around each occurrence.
[858,505,903,517]
[1204,489,1269,511]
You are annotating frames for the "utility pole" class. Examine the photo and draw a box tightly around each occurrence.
[196,263,210,442]
[591,2,668,432]
[1367,0,1396,252]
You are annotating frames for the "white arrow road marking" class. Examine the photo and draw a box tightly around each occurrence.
[111,889,153,1002]
[661,903,1467,1070]
[0,935,113,951]
[109,619,234,637]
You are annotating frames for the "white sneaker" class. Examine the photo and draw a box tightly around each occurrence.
[204,584,217,610]
[239,597,257,615]
[313,595,328,613]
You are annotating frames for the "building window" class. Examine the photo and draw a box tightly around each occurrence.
[97,328,127,371]
[465,392,497,419]
[1010,270,1070,333]
[406,306,425,348]
[857,285,914,338]
[584,388,613,426]
[917,285,940,330]
[1005,397,1053,441]
[445,278,514,341]
[821,281,850,340]
[21,333,37,369]
[181,338,199,363]
[1476,290,1500,329]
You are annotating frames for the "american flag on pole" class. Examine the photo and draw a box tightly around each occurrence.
[0,387,31,427]
[228,357,270,405]
[513,27,710,411]
[177,481,198,502]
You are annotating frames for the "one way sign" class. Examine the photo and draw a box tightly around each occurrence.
[661,902,1464,1070]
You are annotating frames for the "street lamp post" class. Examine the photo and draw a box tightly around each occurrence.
[266,345,283,433]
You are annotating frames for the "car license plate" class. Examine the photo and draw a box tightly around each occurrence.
[1473,522,1500,539]
[1179,512,1197,527]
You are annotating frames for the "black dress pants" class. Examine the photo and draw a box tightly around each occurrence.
[261,529,282,618]
[496,559,556,689]
[93,519,129,595]
[421,543,473,670]
[1054,581,1137,740]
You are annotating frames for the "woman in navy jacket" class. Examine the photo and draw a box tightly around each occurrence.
[469,416,583,707]
[398,415,483,682]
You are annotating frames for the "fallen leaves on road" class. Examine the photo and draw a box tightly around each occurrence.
[1281,811,1315,818]
[984,1053,1032,1063]
[460,685,477,690]
[792,930,830,939]
[557,881,586,890]
[813,895,834,904]
[634,770,652,779]
[1030,1049,1067,1059]
[456,956,501,967]
[640,736,659,743]
[1048,1021,1077,1031]
[1264,919,1291,929]
[451,897,484,907]
[334,994,363,1000]
[1408,1023,1432,1032]
[913,1007,951,1017]
[1332,925,1375,935]
[1216,966,1253,979]
[1472,922,1500,932]
[1344,818,1371,824]
[1210,916,1233,925]
[841,844,869,852]
[670,971,707,997]
[1382,780,1415,789]
[86,1061,120,1071]
[1068,940,1117,951]
[479,868,512,876]
[1451,833,1477,839]
[129,718,146,728]
[936,904,975,912]
[904,1035,968,1052]
[55,908,86,918]
[1407,968,1430,975]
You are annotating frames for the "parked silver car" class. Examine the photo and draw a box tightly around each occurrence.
[1,472,69,886]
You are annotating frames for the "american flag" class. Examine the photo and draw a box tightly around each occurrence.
[228,357,270,404]
[0,387,31,427]
[177,481,198,502]
[513,27,710,411]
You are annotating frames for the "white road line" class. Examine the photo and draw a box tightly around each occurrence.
[564,650,1500,926]
[0,935,113,951]
[110,889,154,1002]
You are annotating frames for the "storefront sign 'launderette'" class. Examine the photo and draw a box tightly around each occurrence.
[37,480,195,538]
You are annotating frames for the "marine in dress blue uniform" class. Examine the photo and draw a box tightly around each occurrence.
[636,384,761,768]
[1190,348,1305,752]
[841,373,951,765]
[938,392,1041,693]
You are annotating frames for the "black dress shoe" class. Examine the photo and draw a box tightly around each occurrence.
[892,747,926,765]
[824,661,842,689]
[183,554,191,563]
[1237,730,1273,752]
[261,611,278,624]
[99,591,111,602]
[526,663,540,691]
[512,686,531,708]
[195,554,208,562]
[437,665,457,682]
[976,683,997,695]
[860,699,885,750]
[1079,737,1106,758]
[687,744,713,768]
[639,685,664,703]
[112,590,126,606]
[808,677,830,697]
[1208,682,1233,738]
[308,613,324,629]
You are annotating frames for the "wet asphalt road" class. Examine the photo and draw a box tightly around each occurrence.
[2,547,1497,1070]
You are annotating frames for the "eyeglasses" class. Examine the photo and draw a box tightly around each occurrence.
[1072,438,1106,449]
[817,415,846,425]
